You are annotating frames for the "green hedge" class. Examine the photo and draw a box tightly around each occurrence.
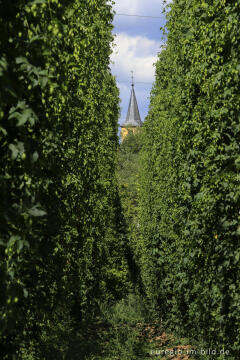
[138,0,240,356]
[0,0,126,357]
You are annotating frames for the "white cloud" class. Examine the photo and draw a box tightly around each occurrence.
[113,0,139,14]
[113,0,171,15]
[111,33,160,83]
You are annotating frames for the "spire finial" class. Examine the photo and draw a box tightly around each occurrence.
[131,70,134,86]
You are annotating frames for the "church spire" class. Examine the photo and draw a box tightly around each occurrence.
[120,72,143,141]
[122,71,142,128]
[131,70,134,86]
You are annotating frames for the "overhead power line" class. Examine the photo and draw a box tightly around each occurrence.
[117,80,153,85]
[115,13,164,19]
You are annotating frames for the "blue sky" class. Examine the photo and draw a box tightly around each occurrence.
[110,0,170,126]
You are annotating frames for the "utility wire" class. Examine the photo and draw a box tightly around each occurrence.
[118,80,153,84]
[115,13,164,19]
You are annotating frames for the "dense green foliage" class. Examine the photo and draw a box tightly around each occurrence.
[117,131,142,235]
[0,0,128,357]
[138,0,240,357]
[116,130,144,286]
[2,0,240,357]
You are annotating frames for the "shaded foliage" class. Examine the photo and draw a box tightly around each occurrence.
[117,130,143,286]
[0,0,128,357]
[137,0,240,357]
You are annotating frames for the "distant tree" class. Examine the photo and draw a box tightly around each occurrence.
[116,130,143,287]
[117,130,142,224]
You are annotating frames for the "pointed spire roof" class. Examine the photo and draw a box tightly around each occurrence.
[121,73,142,128]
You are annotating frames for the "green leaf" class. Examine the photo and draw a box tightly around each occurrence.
[30,0,47,4]
[235,157,240,170]
[23,289,28,298]
[39,76,48,89]
[17,109,32,127]
[28,205,47,217]
[9,104,38,127]
[9,144,18,160]
[0,127,7,136]
[32,151,39,163]
[16,56,28,65]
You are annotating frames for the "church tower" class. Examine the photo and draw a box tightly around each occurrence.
[120,73,142,141]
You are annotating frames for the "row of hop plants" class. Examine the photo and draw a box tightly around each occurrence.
[136,0,240,358]
[0,0,128,358]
